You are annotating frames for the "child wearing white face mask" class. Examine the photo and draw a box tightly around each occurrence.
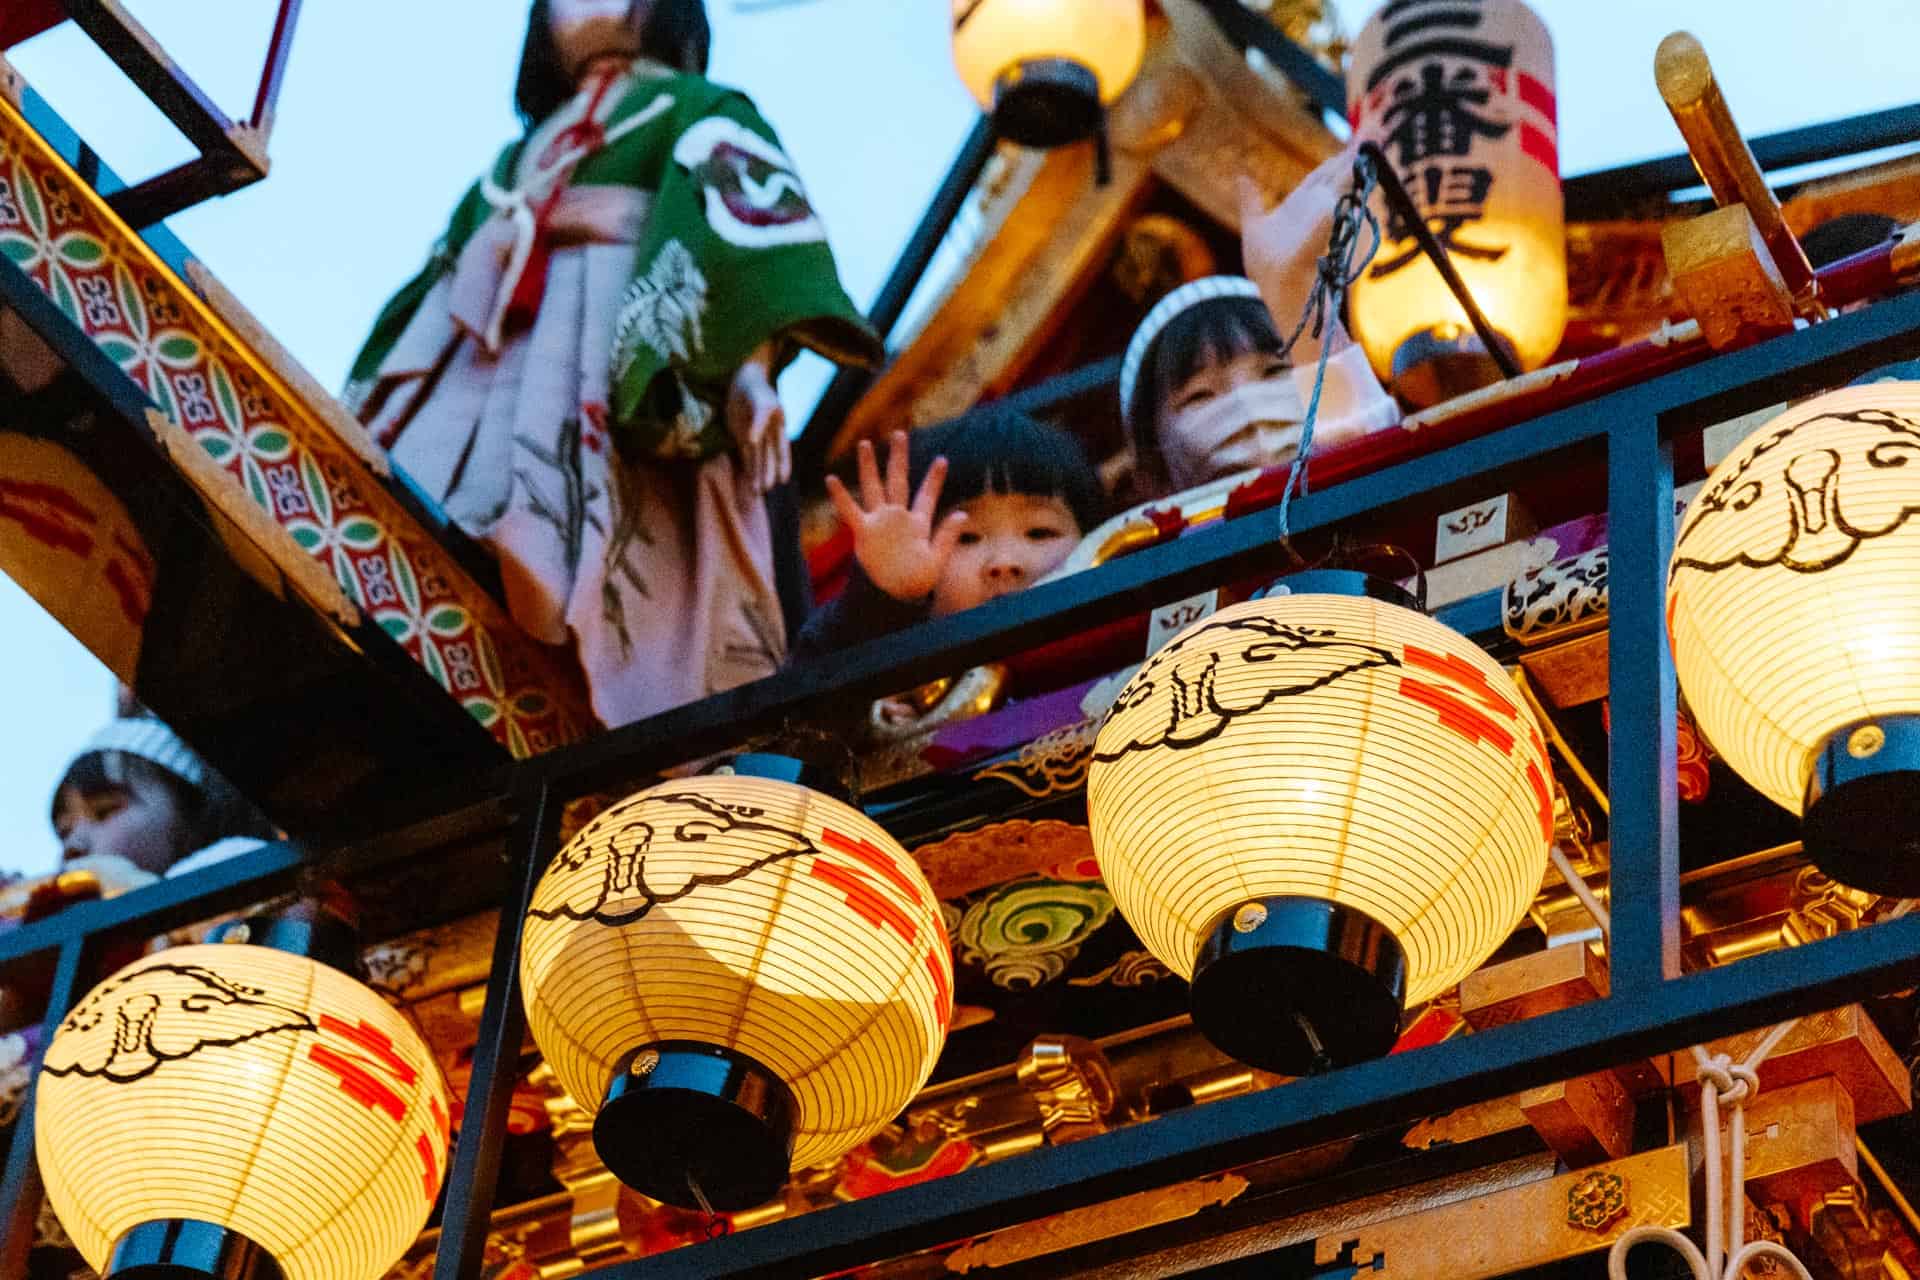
[1120,275,1399,499]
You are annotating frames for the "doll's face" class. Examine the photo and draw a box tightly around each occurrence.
[54,774,187,877]
[549,0,643,76]
[931,492,1081,617]
[1159,349,1304,491]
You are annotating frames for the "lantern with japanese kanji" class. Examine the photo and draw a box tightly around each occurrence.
[1087,573,1553,1075]
[35,944,449,1280]
[1347,0,1566,404]
[519,763,953,1211]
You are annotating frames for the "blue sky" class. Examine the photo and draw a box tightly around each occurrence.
[3,0,1915,875]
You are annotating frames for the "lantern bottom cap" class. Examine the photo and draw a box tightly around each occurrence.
[1189,896,1408,1076]
[1803,714,1920,895]
[992,57,1102,148]
[106,1219,284,1280]
[1389,327,1514,410]
[594,1041,797,1213]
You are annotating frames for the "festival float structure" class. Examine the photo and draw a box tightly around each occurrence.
[4,2,1920,1277]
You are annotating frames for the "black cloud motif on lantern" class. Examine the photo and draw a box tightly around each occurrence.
[41,963,316,1085]
[527,790,832,927]
[1093,615,1399,762]
[1673,407,1920,575]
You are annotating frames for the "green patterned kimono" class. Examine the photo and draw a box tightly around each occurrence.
[345,64,878,726]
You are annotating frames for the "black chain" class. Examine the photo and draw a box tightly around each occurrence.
[1274,150,1383,541]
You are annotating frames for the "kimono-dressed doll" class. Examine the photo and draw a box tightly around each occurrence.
[345,0,879,726]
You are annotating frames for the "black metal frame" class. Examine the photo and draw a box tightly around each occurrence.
[33,0,302,228]
[9,282,1920,1278]
[441,287,1920,1278]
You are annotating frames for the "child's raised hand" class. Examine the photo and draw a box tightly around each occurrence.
[825,430,969,603]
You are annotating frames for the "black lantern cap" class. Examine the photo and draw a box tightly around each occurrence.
[107,1219,284,1280]
[991,57,1102,148]
[594,1041,798,1212]
[1189,896,1408,1076]
[1803,714,1920,895]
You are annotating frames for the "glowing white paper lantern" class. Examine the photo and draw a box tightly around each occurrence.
[520,767,952,1210]
[952,0,1145,147]
[1347,0,1566,400]
[36,944,449,1280]
[1669,383,1920,893]
[1088,576,1552,1072]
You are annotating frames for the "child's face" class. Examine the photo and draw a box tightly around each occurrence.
[1160,349,1304,490]
[931,492,1081,617]
[53,776,186,877]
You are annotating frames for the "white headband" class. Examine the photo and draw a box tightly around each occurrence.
[77,717,208,789]
[1118,275,1266,429]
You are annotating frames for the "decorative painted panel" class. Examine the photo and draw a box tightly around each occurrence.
[0,97,590,756]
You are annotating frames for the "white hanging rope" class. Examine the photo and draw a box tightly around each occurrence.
[1545,849,1814,1279]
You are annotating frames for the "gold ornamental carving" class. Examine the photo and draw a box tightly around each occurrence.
[973,720,1098,799]
[945,1175,1248,1272]
[912,819,1097,902]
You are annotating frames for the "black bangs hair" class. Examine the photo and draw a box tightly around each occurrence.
[906,407,1107,535]
[515,0,713,127]
[52,750,277,858]
[1126,296,1288,477]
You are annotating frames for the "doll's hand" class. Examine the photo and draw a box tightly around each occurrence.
[727,349,790,494]
[824,431,969,603]
[1239,147,1361,360]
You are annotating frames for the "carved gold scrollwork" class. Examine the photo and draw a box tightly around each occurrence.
[1017,1035,1119,1144]
[974,720,1098,798]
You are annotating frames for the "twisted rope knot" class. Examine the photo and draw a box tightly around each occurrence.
[1696,1055,1759,1107]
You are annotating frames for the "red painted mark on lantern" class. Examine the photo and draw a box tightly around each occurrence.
[1399,677,1518,754]
[924,948,952,1032]
[104,556,148,626]
[1403,647,1518,717]
[1518,71,1557,124]
[0,478,95,556]
[821,828,924,906]
[308,1043,408,1123]
[811,861,918,945]
[319,1015,418,1085]
[1520,123,1558,175]
[416,1133,441,1202]
[1525,761,1554,842]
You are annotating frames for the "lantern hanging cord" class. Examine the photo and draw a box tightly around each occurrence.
[1548,856,1811,1279]
[1274,149,1383,543]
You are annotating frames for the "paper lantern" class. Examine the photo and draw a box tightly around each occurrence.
[1346,0,1566,402]
[36,943,449,1280]
[1088,573,1553,1073]
[1669,383,1920,893]
[951,0,1145,147]
[519,762,952,1211]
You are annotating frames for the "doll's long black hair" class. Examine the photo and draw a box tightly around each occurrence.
[514,0,713,127]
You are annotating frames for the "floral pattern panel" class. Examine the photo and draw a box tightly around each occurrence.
[0,98,590,756]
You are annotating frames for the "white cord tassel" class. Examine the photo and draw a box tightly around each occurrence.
[1546,850,1816,1279]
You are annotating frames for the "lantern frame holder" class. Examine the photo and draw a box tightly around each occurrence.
[1802,713,1920,895]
